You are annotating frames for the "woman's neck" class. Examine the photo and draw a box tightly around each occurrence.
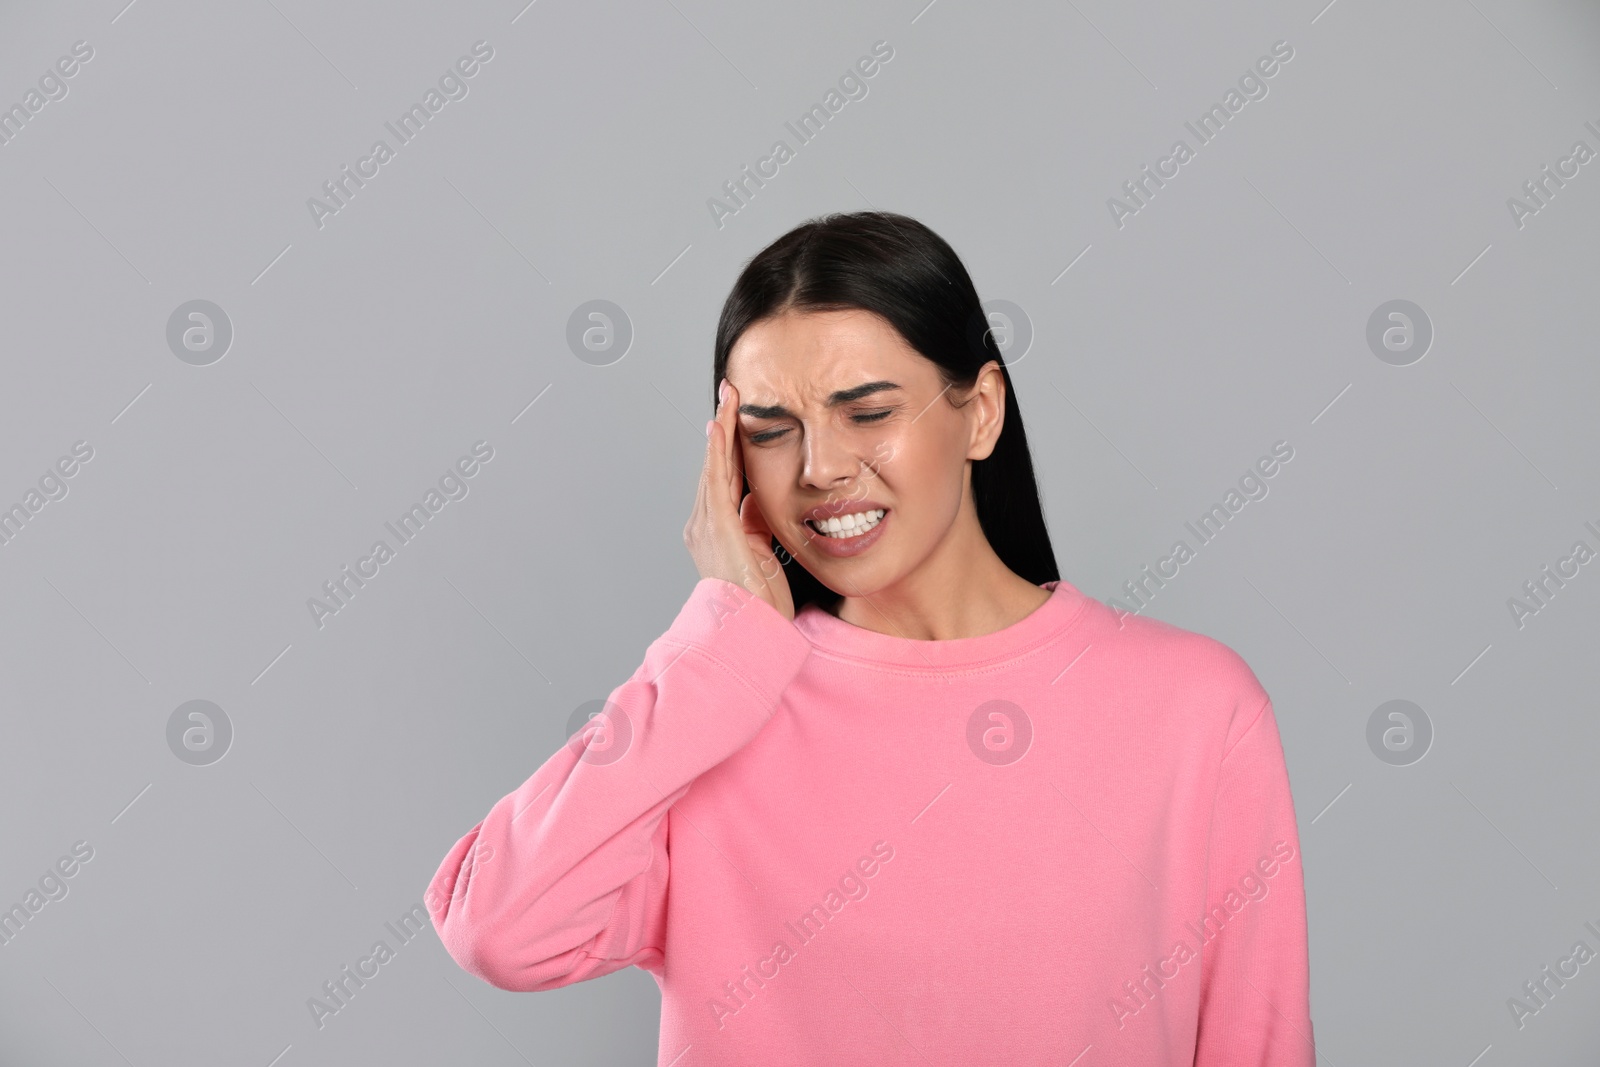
[827,537,1051,642]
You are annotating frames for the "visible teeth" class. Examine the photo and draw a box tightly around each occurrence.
[810,508,885,538]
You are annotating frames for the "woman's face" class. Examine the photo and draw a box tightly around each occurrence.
[725,307,1004,595]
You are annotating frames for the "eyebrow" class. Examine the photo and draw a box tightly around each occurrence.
[737,380,903,420]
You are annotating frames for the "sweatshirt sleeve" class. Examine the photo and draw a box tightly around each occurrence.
[425,577,812,992]
[1193,696,1317,1067]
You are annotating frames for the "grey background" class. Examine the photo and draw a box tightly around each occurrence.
[1,0,1598,1063]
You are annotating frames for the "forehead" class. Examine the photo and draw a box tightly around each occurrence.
[726,308,929,401]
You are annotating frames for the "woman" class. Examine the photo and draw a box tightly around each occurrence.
[427,211,1315,1065]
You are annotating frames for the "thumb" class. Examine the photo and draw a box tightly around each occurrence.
[738,494,783,576]
[739,492,774,540]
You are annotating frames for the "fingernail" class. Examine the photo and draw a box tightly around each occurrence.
[718,378,728,406]
[705,419,714,438]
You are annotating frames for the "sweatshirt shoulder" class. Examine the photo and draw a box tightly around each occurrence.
[1081,598,1271,751]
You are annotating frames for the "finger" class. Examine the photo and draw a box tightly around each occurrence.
[739,491,772,538]
[713,379,736,508]
[693,414,718,532]
[741,493,785,565]
[720,380,743,503]
[703,417,724,521]
[693,436,707,521]
[715,377,732,435]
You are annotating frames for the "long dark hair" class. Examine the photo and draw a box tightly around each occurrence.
[712,210,1059,615]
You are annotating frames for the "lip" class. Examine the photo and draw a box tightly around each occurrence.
[800,501,890,559]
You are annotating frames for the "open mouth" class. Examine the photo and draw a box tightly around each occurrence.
[805,507,887,540]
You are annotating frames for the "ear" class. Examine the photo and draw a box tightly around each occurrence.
[966,360,1006,462]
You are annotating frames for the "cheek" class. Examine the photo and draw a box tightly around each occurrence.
[877,427,965,516]
[742,447,781,492]
[742,454,789,515]
[876,425,951,487]
[867,426,915,478]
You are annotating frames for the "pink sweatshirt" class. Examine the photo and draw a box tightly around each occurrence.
[427,576,1315,1066]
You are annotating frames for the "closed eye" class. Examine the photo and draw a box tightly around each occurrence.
[748,410,893,445]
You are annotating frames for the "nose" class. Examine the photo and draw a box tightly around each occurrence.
[799,422,864,493]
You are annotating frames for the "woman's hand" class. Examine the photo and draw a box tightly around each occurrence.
[683,378,795,620]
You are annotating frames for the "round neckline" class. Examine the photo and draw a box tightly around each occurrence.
[792,578,1093,671]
